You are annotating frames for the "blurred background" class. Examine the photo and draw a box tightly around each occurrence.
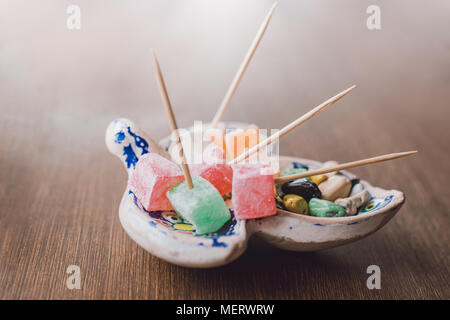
[0,0,449,299]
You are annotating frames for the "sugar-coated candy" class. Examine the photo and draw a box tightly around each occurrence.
[225,127,259,160]
[318,175,352,202]
[202,142,227,165]
[166,176,231,235]
[283,194,309,215]
[280,179,322,202]
[189,144,233,196]
[335,190,371,215]
[205,127,226,151]
[232,163,276,220]
[131,153,184,211]
[309,198,346,217]
[248,151,280,177]
[189,164,232,196]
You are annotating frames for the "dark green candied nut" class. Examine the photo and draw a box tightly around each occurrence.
[309,198,347,217]
[283,194,309,215]
[280,179,321,202]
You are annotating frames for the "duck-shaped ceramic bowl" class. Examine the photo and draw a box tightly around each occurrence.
[106,118,405,268]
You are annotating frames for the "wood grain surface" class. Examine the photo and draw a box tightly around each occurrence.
[0,0,449,299]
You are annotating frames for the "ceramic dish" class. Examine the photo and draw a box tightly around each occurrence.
[106,118,405,268]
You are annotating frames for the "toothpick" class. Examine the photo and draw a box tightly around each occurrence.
[151,50,194,189]
[228,85,357,165]
[211,2,278,128]
[274,151,418,184]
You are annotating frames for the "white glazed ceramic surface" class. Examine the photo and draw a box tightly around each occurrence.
[106,118,405,268]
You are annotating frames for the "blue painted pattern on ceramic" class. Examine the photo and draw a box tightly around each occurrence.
[115,131,126,144]
[292,161,309,169]
[123,144,138,169]
[127,126,149,155]
[360,195,394,213]
[114,124,149,169]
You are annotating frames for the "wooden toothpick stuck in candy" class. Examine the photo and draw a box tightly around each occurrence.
[166,176,231,235]
[152,50,193,189]
[151,50,231,235]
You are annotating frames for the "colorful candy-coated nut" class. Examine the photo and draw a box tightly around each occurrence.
[281,179,322,202]
[281,167,311,180]
[318,175,352,202]
[283,194,309,215]
[309,198,347,217]
[310,174,328,186]
[335,190,371,215]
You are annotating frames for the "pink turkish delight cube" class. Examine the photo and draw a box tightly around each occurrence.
[130,153,184,211]
[189,144,233,196]
[232,163,276,220]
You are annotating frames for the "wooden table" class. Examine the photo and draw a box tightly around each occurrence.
[1,0,448,299]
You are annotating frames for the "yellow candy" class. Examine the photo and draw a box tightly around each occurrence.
[310,174,328,186]
[283,194,309,215]
[173,223,195,231]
